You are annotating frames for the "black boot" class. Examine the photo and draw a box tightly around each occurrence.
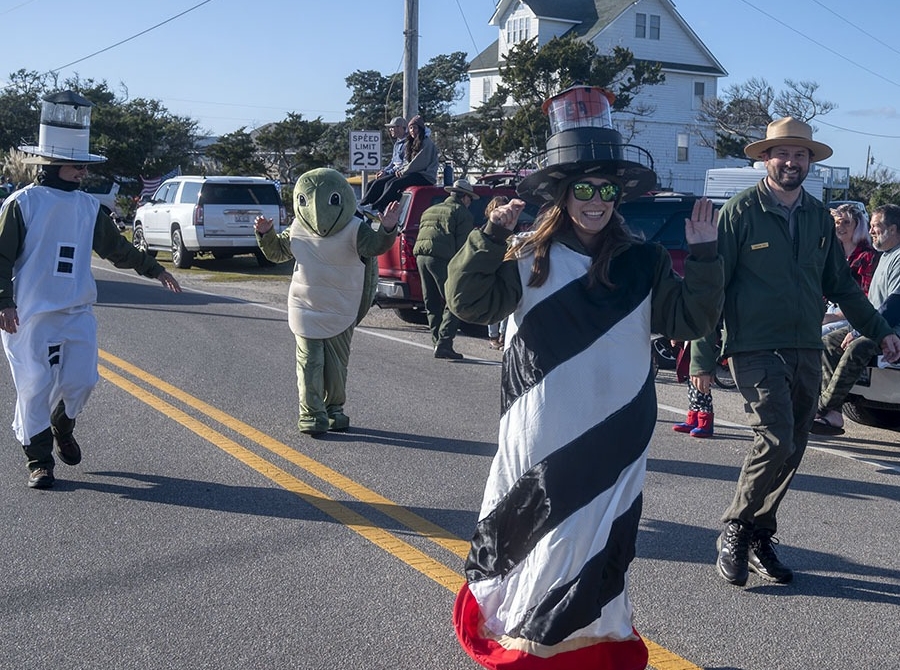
[434,341,463,360]
[749,529,794,583]
[716,520,752,586]
[24,428,55,489]
[51,400,81,466]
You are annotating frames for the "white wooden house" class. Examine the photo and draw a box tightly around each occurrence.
[468,0,734,194]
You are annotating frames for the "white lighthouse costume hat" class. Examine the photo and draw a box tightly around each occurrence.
[517,86,657,205]
[19,90,107,165]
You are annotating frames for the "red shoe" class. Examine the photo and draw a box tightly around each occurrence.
[690,412,714,438]
[673,410,698,433]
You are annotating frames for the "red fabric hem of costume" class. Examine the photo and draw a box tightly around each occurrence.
[453,583,649,670]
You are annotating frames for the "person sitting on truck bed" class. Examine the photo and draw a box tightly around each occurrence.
[359,116,407,209]
[813,204,900,435]
[367,116,438,212]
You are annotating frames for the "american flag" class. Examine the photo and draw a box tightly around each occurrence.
[140,166,182,198]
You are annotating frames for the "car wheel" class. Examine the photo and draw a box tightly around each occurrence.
[171,227,194,269]
[394,308,427,325]
[842,396,900,428]
[254,248,275,267]
[132,224,157,257]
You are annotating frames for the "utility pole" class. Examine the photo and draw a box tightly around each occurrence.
[403,0,419,122]
[865,145,872,180]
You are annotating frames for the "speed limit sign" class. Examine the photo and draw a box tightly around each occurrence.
[349,130,382,171]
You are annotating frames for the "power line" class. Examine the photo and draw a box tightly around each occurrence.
[454,0,482,57]
[736,0,900,90]
[816,118,900,140]
[0,0,36,17]
[809,0,900,59]
[48,0,215,74]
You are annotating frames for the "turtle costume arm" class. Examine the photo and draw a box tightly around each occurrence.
[256,227,294,263]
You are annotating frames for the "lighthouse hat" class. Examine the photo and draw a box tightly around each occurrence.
[517,86,657,205]
[19,90,107,165]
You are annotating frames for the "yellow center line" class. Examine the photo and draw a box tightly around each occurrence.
[98,349,701,670]
[97,363,464,594]
[98,349,471,560]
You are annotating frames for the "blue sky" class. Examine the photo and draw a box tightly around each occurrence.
[2,0,898,180]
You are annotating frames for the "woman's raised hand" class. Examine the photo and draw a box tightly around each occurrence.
[490,198,527,231]
[684,197,719,245]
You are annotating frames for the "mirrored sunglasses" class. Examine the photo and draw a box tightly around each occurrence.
[571,181,621,202]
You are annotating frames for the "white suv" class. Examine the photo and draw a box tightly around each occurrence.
[132,175,285,268]
[845,361,900,428]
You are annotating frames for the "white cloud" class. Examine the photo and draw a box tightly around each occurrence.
[846,107,899,118]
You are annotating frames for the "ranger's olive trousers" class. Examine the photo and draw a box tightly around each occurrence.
[723,349,821,534]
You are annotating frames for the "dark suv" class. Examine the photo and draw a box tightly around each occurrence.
[374,181,539,323]
[619,194,720,276]
[618,194,715,368]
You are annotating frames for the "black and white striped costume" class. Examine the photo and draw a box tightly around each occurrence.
[454,241,659,669]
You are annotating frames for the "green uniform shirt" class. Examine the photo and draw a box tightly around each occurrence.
[690,181,893,374]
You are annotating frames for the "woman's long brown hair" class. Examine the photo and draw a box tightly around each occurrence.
[504,189,632,289]
[405,119,426,161]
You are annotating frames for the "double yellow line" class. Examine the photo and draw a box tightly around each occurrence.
[97,348,701,670]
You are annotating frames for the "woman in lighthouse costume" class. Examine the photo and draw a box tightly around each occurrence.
[446,86,724,669]
[0,91,180,489]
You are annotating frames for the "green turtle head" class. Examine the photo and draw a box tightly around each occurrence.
[293,168,358,237]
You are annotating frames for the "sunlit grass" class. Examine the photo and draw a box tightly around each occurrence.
[119,227,291,282]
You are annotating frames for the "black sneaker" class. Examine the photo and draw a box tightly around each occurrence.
[749,530,794,583]
[27,468,55,489]
[51,402,81,465]
[716,520,752,586]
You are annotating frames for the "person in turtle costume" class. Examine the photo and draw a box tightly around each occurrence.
[254,168,399,435]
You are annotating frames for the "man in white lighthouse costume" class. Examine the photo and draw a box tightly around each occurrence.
[447,86,724,669]
[0,91,181,489]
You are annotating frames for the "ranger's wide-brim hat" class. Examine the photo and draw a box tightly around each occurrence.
[744,116,833,162]
[19,90,107,165]
[517,127,657,205]
[445,179,480,200]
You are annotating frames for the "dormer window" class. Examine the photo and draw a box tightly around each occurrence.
[636,13,660,40]
[506,16,530,45]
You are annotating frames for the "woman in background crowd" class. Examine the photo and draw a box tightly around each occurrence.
[822,203,879,334]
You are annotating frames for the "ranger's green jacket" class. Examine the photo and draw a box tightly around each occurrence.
[691,181,893,374]
[412,194,474,261]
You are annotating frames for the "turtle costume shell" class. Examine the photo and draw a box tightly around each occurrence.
[256,168,397,434]
[291,168,378,329]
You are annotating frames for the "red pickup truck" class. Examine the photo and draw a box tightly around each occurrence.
[373,180,539,323]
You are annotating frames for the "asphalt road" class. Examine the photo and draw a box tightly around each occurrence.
[1,259,898,670]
